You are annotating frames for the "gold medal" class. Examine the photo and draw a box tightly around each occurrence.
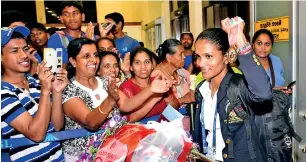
[226,46,238,64]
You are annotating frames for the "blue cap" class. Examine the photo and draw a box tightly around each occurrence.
[1,26,30,46]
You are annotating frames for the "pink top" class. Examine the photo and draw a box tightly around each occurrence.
[119,78,167,120]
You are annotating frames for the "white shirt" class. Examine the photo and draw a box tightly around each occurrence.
[73,76,108,108]
[199,81,225,161]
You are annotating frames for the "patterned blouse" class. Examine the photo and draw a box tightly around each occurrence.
[61,76,123,159]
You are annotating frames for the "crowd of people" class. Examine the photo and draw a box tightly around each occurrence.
[1,1,294,162]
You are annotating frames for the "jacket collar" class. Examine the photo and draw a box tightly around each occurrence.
[217,72,234,105]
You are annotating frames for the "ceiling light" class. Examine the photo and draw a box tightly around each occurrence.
[47,10,52,13]
[51,13,57,16]
[45,7,49,10]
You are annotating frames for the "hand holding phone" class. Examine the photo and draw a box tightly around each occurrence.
[273,81,296,95]
[99,22,115,37]
[101,22,111,29]
[102,22,116,31]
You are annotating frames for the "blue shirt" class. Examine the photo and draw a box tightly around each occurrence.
[115,35,140,58]
[1,73,64,162]
[184,55,192,70]
[265,54,285,87]
[47,31,86,64]
[34,52,42,63]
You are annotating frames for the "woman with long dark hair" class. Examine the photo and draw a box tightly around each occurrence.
[62,38,121,161]
[118,47,168,122]
[252,29,288,93]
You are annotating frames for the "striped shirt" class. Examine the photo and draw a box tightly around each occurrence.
[1,74,64,162]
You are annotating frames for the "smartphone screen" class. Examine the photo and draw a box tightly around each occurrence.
[56,49,63,69]
[44,48,62,73]
[287,81,296,89]
[102,22,116,32]
[102,22,110,29]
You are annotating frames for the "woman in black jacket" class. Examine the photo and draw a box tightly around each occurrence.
[192,19,273,162]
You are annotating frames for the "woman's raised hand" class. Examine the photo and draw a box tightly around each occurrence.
[120,52,131,74]
[150,72,173,94]
[85,22,94,40]
[221,17,232,34]
[107,77,120,101]
[221,17,246,47]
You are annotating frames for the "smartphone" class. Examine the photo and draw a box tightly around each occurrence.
[101,22,111,28]
[101,22,117,32]
[56,48,63,69]
[44,48,62,73]
[287,81,296,89]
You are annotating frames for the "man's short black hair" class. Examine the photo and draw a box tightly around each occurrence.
[26,22,47,33]
[47,27,60,36]
[94,24,100,36]
[1,10,24,27]
[180,32,194,42]
[139,42,144,47]
[59,1,83,14]
[105,12,124,30]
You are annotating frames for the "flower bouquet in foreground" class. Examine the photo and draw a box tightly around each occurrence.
[80,117,213,162]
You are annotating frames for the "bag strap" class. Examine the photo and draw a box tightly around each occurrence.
[17,88,39,106]
[282,108,302,142]
[59,34,69,49]
[227,74,256,159]
[268,56,275,88]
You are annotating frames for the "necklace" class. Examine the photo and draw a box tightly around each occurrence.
[17,87,39,106]
[160,63,175,80]
[8,78,29,90]
[11,79,38,106]
[133,78,150,89]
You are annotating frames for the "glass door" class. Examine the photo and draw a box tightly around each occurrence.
[202,1,250,39]
[155,24,162,50]
[146,17,165,52]
[170,1,190,40]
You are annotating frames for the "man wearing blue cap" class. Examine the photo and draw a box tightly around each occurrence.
[1,26,68,162]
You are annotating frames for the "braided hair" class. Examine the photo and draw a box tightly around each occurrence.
[195,28,230,55]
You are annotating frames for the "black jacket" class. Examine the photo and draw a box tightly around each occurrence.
[193,52,273,162]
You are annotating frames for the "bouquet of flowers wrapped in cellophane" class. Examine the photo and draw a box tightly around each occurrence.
[83,117,213,162]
